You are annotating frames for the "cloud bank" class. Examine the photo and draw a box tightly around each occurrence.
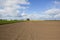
[0,0,30,20]
[24,8,60,20]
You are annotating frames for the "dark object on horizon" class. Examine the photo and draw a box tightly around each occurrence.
[27,18,30,21]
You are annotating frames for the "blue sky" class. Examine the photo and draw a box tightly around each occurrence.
[0,0,60,20]
[25,0,60,20]
[27,0,54,13]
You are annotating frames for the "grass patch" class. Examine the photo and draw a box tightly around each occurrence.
[0,20,60,25]
[0,20,25,25]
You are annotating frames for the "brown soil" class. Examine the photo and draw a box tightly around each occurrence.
[0,21,60,40]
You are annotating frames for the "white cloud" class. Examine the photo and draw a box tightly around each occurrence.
[24,8,60,20]
[44,8,60,15]
[0,0,30,20]
[21,13,52,20]
[43,8,60,20]
[56,13,60,17]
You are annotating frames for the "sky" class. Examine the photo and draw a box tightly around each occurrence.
[0,0,60,20]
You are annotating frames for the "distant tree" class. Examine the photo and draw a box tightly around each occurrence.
[27,18,30,21]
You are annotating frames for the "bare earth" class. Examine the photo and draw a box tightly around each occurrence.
[0,21,60,40]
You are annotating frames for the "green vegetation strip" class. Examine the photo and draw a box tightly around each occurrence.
[0,20,25,25]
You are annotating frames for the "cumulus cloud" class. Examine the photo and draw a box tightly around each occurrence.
[21,13,52,20]
[44,8,60,15]
[43,8,60,20]
[24,8,60,20]
[0,0,30,20]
